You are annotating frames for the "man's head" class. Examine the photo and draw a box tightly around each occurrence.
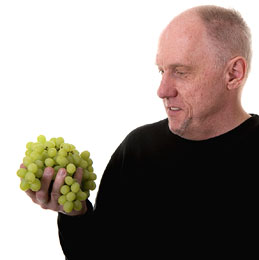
[156,5,252,140]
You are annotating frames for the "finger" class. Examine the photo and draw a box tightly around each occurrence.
[36,167,54,204]
[20,163,26,169]
[25,189,37,203]
[51,168,67,204]
[73,167,83,184]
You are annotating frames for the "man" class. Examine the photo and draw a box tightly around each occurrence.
[26,5,258,259]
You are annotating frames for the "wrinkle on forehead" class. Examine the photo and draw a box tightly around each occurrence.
[156,11,211,68]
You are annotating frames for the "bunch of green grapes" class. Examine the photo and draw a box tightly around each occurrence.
[16,135,97,213]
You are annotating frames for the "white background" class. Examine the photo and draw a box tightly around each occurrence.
[1,0,258,259]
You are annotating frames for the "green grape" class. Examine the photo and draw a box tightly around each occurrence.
[76,190,87,201]
[73,150,80,155]
[71,182,80,193]
[17,168,27,178]
[87,158,93,166]
[41,150,48,161]
[30,178,41,191]
[25,171,35,183]
[30,151,41,161]
[20,179,30,191]
[67,154,74,164]
[87,166,94,173]
[65,176,74,186]
[37,135,46,144]
[90,181,96,190]
[58,149,67,157]
[66,163,76,174]
[63,201,73,213]
[45,141,55,149]
[35,168,43,178]
[45,158,55,167]
[26,142,33,150]
[79,159,88,169]
[80,151,90,160]
[31,142,38,151]
[60,185,70,195]
[34,159,44,169]
[50,138,57,145]
[25,150,31,156]
[27,163,38,173]
[58,195,67,205]
[66,192,76,202]
[83,170,90,180]
[56,156,68,167]
[73,200,82,211]
[72,154,81,166]
[61,143,71,152]
[48,148,57,157]
[33,143,45,153]
[89,172,97,180]
[23,156,32,167]
[56,137,64,148]
[83,180,96,191]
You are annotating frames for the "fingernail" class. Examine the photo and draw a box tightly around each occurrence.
[45,167,54,176]
[59,168,67,177]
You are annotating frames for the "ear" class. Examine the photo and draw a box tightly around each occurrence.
[225,56,247,90]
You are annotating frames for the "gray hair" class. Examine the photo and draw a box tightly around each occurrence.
[194,5,252,75]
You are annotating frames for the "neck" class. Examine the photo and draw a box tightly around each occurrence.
[180,108,251,141]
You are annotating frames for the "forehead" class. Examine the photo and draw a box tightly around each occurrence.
[156,14,210,68]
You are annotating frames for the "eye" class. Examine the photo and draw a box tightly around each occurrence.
[175,70,185,75]
[158,69,164,75]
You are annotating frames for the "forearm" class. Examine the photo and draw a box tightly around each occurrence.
[58,142,126,259]
[58,199,95,260]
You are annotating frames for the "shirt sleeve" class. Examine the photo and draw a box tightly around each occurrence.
[57,199,94,260]
[57,140,125,259]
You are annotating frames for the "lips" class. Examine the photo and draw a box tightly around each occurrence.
[166,105,182,116]
[169,107,181,111]
[164,100,183,114]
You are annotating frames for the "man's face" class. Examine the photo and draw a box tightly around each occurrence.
[156,13,228,139]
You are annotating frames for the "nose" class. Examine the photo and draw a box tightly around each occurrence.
[157,72,178,99]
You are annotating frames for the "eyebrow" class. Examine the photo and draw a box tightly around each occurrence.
[156,63,192,70]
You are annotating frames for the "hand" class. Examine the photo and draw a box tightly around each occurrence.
[21,164,87,216]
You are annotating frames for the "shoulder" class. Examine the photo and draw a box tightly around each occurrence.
[124,118,168,142]
[114,118,169,156]
[114,119,169,156]
[246,114,259,138]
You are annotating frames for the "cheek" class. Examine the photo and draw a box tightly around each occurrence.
[183,84,214,115]
[181,68,225,115]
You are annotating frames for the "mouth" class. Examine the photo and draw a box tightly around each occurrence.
[168,107,181,111]
[166,106,182,116]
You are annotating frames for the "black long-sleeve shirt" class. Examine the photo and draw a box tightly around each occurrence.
[58,115,259,259]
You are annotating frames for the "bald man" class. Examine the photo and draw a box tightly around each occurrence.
[26,5,257,259]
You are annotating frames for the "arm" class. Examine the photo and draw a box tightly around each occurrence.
[57,142,126,259]
[23,166,92,259]
[25,133,128,259]
[57,200,94,260]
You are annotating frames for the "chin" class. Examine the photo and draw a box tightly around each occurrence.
[168,116,192,137]
[168,120,184,136]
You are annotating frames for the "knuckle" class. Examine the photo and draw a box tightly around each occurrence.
[36,190,47,204]
[51,191,60,201]
[40,204,48,209]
